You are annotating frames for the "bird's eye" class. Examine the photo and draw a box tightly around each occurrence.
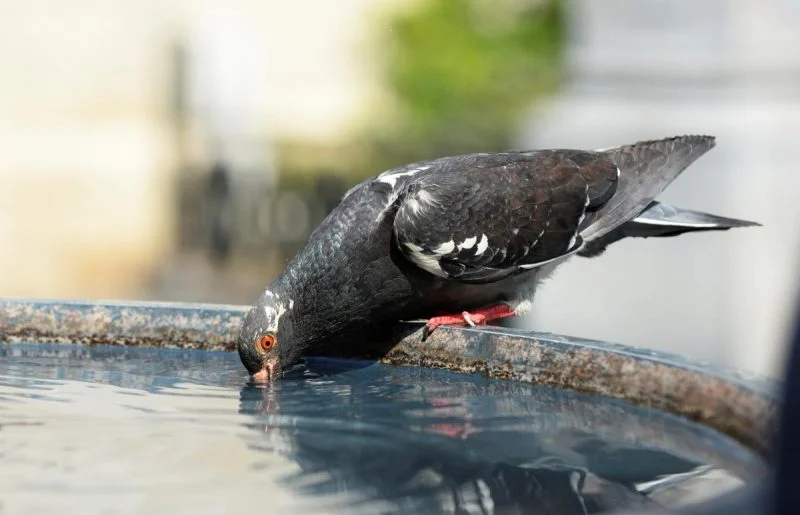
[257,334,276,352]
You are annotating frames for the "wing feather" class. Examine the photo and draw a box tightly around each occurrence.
[390,151,619,282]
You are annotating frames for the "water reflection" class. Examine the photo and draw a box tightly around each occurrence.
[0,342,245,391]
[0,344,761,514]
[237,359,757,514]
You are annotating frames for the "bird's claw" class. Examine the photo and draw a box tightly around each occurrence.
[421,305,517,342]
[421,313,465,342]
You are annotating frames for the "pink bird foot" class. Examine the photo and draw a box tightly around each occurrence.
[421,304,517,341]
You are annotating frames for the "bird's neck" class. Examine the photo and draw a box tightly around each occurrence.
[269,261,366,350]
[269,253,409,359]
[266,191,414,356]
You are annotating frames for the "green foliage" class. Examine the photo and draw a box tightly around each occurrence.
[362,0,564,173]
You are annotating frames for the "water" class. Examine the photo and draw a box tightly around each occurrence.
[0,343,763,515]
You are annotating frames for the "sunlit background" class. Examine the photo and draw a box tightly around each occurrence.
[1,0,798,377]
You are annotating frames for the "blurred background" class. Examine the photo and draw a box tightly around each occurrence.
[0,0,798,377]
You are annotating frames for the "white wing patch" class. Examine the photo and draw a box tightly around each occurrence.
[457,236,478,250]
[475,234,489,256]
[404,242,446,277]
[433,240,456,254]
[377,165,431,189]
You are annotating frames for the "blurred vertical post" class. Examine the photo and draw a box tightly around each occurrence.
[176,9,279,261]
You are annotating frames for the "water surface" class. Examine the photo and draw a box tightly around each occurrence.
[0,343,763,514]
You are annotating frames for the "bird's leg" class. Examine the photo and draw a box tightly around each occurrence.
[421,304,517,341]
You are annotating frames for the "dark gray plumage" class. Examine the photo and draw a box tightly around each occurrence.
[237,135,759,380]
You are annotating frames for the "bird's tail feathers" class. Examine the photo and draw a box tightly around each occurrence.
[578,201,760,257]
[580,135,717,242]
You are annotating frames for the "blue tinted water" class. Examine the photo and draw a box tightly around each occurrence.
[0,343,763,514]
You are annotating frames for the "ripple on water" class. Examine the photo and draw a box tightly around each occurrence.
[0,343,764,514]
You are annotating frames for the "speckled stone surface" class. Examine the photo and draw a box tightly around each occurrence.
[0,298,779,462]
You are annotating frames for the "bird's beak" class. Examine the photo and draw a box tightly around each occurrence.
[251,356,279,383]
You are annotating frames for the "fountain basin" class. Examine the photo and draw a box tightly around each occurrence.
[0,299,778,514]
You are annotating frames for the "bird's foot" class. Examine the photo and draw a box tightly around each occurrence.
[421,304,516,341]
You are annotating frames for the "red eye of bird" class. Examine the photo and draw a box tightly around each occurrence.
[258,334,276,352]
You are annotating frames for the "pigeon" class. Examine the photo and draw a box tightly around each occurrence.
[237,135,759,381]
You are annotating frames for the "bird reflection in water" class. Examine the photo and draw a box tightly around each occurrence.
[236,361,751,514]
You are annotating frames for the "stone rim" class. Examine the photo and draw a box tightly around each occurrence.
[0,298,778,467]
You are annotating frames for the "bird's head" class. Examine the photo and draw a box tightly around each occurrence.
[237,290,299,382]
